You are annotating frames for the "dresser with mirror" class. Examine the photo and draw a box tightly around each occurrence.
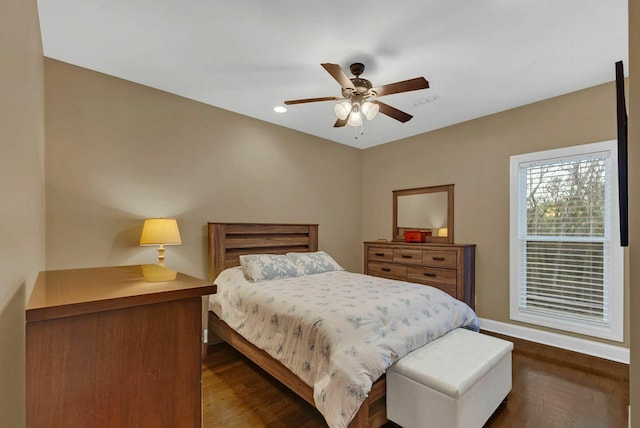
[365,184,476,309]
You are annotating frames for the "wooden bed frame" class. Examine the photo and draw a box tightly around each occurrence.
[206,222,388,428]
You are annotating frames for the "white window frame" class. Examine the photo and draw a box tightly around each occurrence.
[509,140,624,342]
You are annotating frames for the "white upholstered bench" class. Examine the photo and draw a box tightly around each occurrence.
[386,328,513,428]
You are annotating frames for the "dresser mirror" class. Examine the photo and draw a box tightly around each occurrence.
[393,184,454,243]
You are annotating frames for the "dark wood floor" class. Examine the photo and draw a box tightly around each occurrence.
[202,335,629,428]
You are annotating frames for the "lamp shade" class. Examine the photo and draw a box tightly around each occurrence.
[334,101,352,120]
[361,101,379,120]
[347,111,362,127]
[139,218,182,246]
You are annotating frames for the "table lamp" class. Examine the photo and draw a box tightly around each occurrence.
[437,227,448,237]
[139,218,182,267]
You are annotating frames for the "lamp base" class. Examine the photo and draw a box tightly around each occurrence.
[157,244,166,267]
[141,264,177,282]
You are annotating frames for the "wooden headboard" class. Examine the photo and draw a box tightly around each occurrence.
[207,223,319,282]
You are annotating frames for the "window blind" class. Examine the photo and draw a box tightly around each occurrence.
[517,153,610,325]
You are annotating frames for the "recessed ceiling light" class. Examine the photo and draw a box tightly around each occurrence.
[274,106,287,113]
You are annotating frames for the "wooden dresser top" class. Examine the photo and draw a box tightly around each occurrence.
[364,241,476,248]
[27,265,215,322]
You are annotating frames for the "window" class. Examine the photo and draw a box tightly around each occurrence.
[510,140,623,341]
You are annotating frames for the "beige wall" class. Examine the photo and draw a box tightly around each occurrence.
[362,82,629,348]
[0,0,45,426]
[629,0,639,424]
[45,59,362,279]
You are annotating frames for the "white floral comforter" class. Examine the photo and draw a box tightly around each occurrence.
[210,267,479,428]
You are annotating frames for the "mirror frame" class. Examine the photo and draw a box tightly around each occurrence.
[392,184,454,244]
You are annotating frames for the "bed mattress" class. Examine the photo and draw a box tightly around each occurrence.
[210,267,479,428]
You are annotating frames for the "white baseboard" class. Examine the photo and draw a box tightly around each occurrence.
[479,318,629,364]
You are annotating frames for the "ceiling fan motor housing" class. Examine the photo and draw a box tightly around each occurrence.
[345,63,373,98]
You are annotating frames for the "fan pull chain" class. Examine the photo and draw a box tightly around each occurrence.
[354,122,364,140]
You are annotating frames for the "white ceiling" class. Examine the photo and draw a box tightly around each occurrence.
[37,0,628,149]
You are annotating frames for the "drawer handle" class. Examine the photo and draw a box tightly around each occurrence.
[423,273,437,277]
[375,253,385,257]
[401,255,413,259]
[381,267,391,272]
[432,257,445,261]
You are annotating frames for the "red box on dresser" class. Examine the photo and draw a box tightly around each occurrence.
[404,230,431,243]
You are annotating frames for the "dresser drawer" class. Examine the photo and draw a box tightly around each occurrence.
[422,249,458,268]
[392,249,423,265]
[407,266,457,291]
[368,262,407,280]
[364,241,475,310]
[368,247,393,262]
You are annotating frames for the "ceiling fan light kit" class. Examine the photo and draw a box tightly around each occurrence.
[285,62,429,135]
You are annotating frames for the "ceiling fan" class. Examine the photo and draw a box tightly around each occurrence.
[284,63,429,128]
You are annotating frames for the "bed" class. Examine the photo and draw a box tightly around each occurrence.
[206,222,478,428]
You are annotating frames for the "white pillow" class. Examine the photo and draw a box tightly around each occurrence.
[239,254,300,282]
[286,251,344,275]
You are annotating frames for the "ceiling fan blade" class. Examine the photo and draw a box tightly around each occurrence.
[321,63,356,90]
[333,117,347,127]
[373,101,413,123]
[284,96,340,105]
[372,77,429,97]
